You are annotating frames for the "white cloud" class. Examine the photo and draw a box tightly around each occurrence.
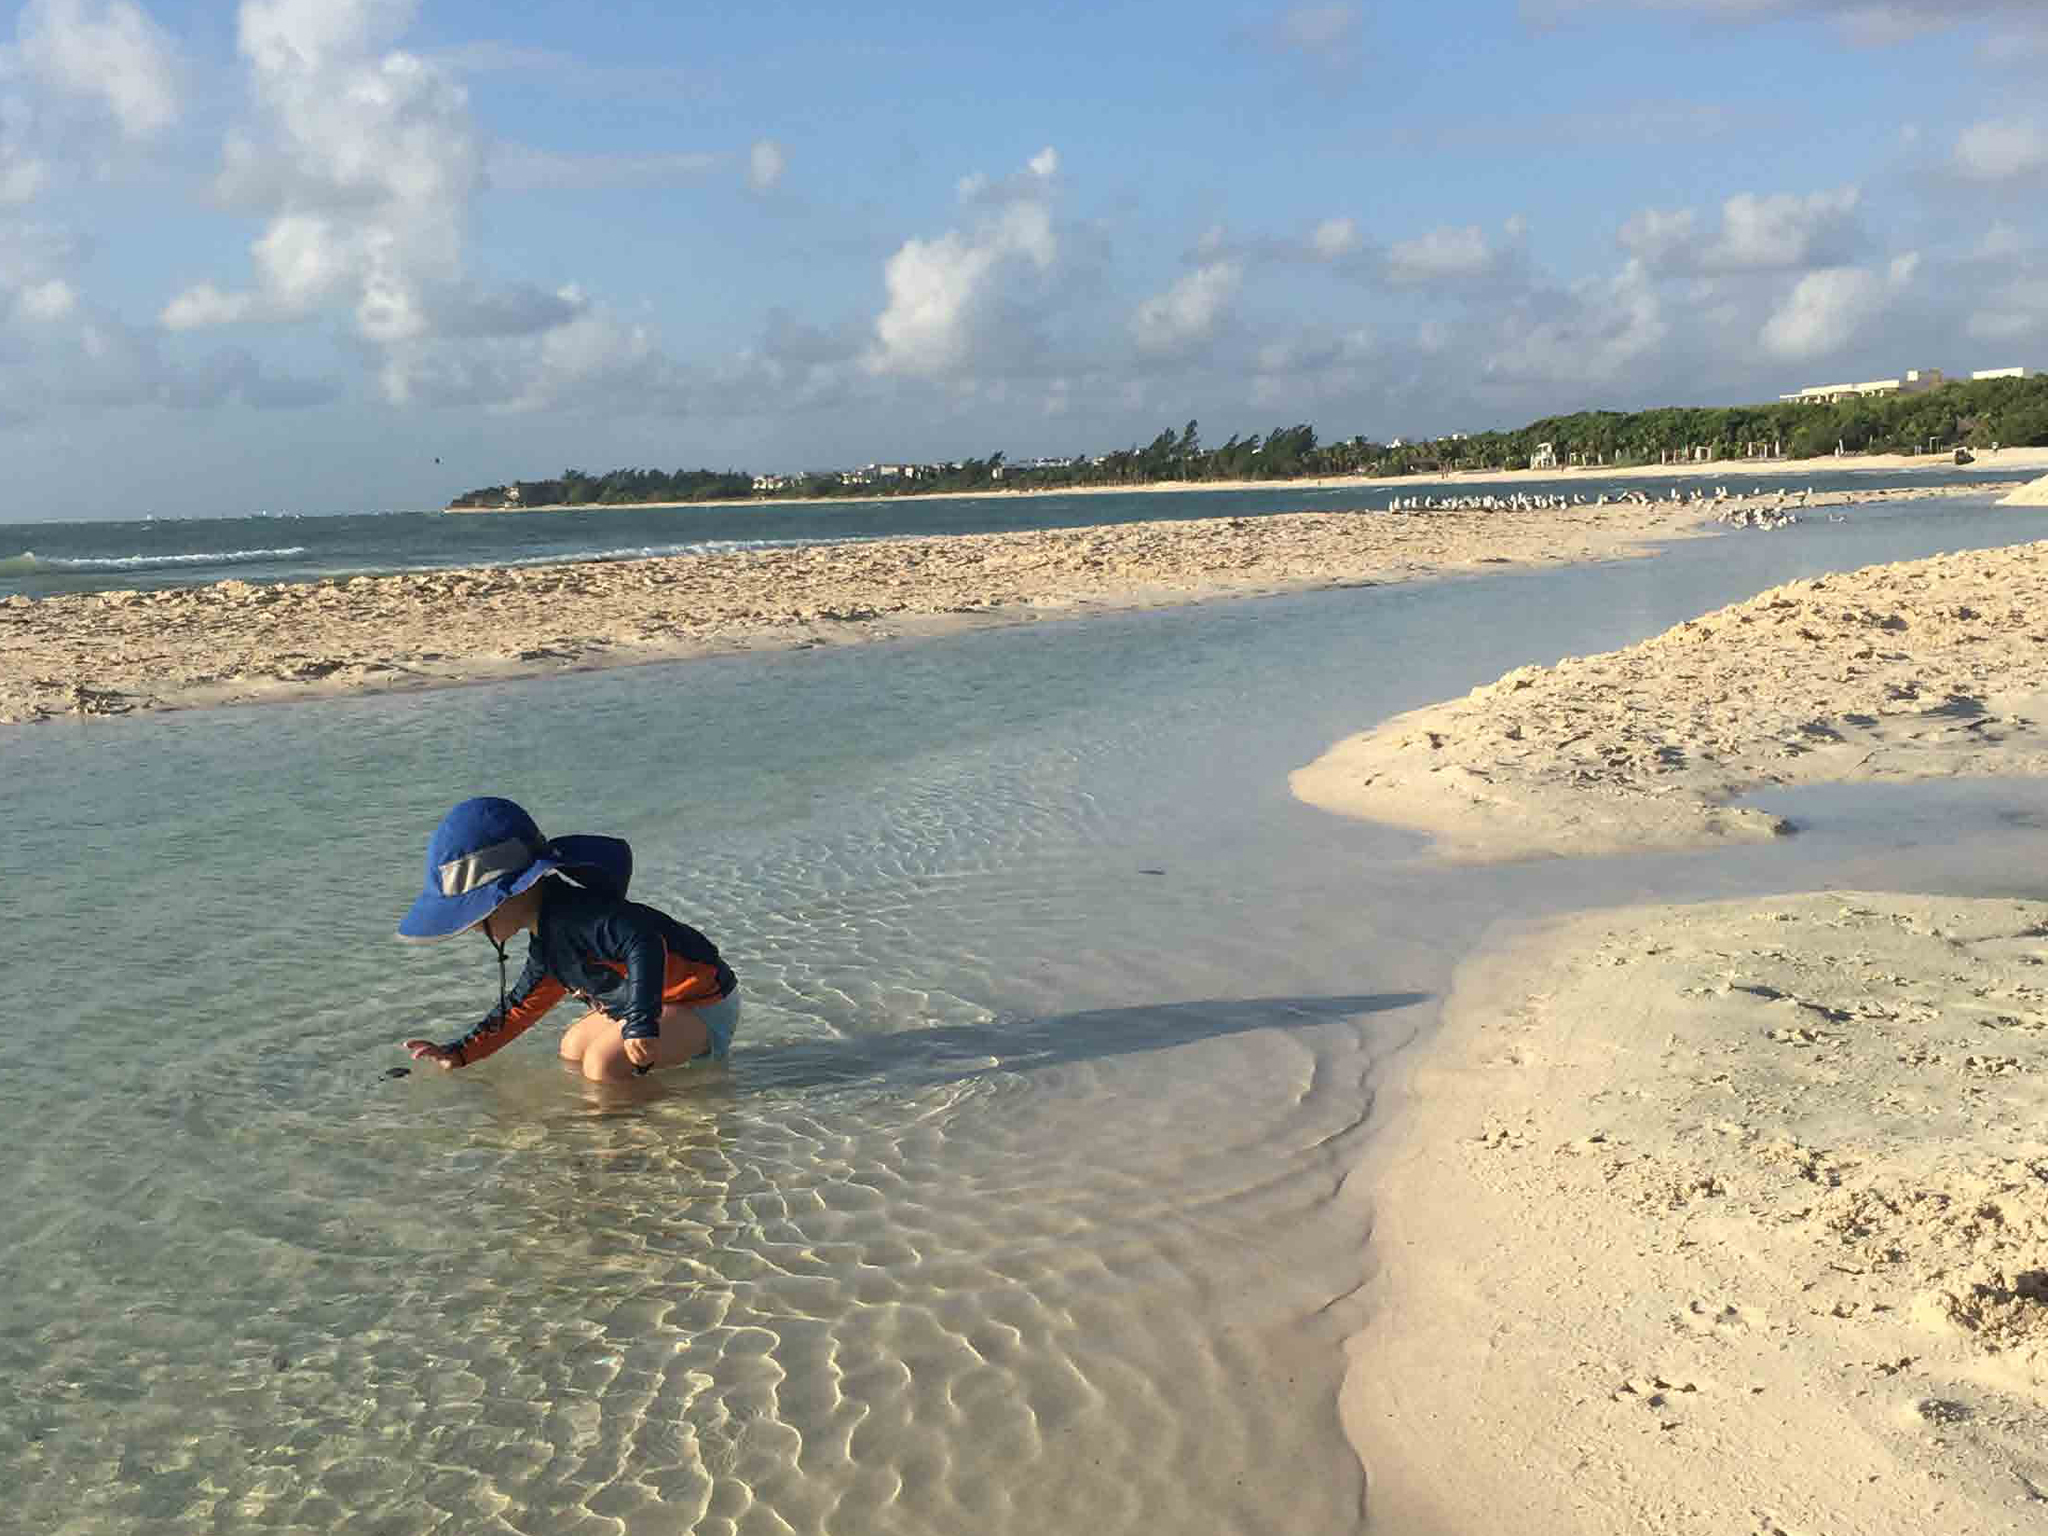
[14,0,180,140]
[1705,187,1860,269]
[1028,146,1058,178]
[748,138,786,191]
[1617,187,1861,275]
[1974,223,2025,262]
[379,294,673,413]
[1967,278,2048,345]
[1954,117,2048,182]
[0,149,48,206]
[1311,217,1360,258]
[1130,260,1241,356]
[1484,259,1669,386]
[1385,225,1498,286]
[15,277,75,320]
[1758,255,1915,360]
[866,151,1061,379]
[1618,206,1698,267]
[163,1,481,351]
[158,0,672,413]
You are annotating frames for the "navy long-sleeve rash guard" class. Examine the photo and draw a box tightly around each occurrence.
[448,878,735,1065]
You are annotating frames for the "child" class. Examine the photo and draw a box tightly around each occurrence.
[397,796,738,1082]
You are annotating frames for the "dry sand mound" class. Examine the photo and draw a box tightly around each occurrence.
[2001,473,2048,507]
[1296,538,2048,861]
[1352,892,2048,1534]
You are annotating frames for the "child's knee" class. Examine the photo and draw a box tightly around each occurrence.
[579,1038,633,1083]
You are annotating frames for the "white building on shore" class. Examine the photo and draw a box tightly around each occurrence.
[1780,368,1946,405]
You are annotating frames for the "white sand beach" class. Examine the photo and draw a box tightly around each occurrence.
[1300,534,2048,1530]
[1350,892,2048,1534]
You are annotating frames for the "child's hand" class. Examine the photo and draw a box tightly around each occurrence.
[623,1037,656,1070]
[403,1039,461,1070]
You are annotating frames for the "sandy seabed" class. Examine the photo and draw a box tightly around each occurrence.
[1313,474,2048,1532]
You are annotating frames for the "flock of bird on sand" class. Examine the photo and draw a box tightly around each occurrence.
[1381,483,1829,531]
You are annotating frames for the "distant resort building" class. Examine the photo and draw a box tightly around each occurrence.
[1774,364,2038,405]
[1779,368,1946,405]
[1528,441,1558,470]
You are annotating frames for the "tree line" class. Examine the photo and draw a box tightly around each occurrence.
[448,373,2048,509]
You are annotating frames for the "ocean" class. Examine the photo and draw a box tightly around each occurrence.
[0,464,2019,601]
[6,489,2048,1533]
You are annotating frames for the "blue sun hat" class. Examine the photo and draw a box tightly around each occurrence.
[396,796,568,942]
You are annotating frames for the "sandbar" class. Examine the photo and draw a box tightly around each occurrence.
[1296,531,2048,862]
[8,483,1994,727]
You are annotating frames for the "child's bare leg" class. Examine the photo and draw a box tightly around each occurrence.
[559,1010,611,1065]
[575,1002,713,1083]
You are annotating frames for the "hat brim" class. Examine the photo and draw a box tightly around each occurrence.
[395,858,561,942]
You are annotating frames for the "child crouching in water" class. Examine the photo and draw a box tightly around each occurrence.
[397,796,738,1081]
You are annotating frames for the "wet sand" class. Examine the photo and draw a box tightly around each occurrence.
[1302,530,2048,1529]
[0,482,2007,726]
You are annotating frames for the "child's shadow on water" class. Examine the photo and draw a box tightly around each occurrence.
[735,992,1431,1095]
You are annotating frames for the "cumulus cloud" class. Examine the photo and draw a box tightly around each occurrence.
[155,0,698,413]
[163,0,481,347]
[866,148,1060,379]
[1621,187,1861,274]
[1484,259,1669,387]
[1707,187,1861,269]
[1967,278,2048,345]
[13,0,180,140]
[1384,225,1501,287]
[1758,254,1917,360]
[1130,260,1242,356]
[1618,206,1699,268]
[1310,217,1360,259]
[15,276,75,321]
[0,99,49,202]
[748,138,786,191]
[1954,117,2048,182]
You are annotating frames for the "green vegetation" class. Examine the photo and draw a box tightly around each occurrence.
[450,374,2048,509]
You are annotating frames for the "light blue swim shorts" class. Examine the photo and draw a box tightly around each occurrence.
[688,993,740,1064]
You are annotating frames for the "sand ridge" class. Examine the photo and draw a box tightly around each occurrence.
[2000,473,2048,507]
[1295,530,2048,862]
[1349,893,2048,1534]
[2,483,2008,726]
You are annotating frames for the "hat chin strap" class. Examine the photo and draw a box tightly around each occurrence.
[485,929,510,1032]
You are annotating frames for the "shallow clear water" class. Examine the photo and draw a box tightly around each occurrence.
[5,494,2048,1534]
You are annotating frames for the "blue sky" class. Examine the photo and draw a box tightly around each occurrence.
[4,0,2047,520]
